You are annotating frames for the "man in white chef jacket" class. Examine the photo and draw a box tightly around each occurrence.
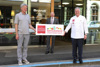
[63,7,88,64]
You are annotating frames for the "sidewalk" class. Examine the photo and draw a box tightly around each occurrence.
[0,44,100,66]
[0,58,100,67]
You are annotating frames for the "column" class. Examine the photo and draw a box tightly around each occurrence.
[87,0,91,23]
[83,0,86,16]
[23,0,31,16]
[98,2,100,21]
[64,7,67,21]
[86,0,91,45]
[51,0,54,12]
[28,0,31,16]
[50,0,54,46]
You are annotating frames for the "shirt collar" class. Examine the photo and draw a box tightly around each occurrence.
[75,15,81,18]
[51,17,54,19]
[20,12,27,15]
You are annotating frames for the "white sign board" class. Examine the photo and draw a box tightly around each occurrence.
[36,24,64,35]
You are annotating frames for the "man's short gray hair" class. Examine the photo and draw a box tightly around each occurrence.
[20,3,27,8]
[75,7,80,11]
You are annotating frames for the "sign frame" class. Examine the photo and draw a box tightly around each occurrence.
[36,24,64,36]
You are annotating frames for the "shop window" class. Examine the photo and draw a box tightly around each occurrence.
[91,4,98,21]
[31,2,51,27]
[0,6,12,28]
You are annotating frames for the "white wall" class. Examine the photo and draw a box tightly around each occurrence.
[87,0,100,24]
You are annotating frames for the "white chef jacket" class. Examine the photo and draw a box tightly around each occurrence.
[65,15,88,39]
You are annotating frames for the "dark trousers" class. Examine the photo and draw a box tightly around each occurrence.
[71,38,84,60]
[46,36,55,51]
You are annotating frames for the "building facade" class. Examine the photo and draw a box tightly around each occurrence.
[0,0,100,45]
[87,0,100,44]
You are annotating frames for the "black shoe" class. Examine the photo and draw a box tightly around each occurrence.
[45,51,49,54]
[73,59,77,64]
[50,50,54,54]
[79,59,83,64]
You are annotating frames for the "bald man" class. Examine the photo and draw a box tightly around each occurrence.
[45,12,59,54]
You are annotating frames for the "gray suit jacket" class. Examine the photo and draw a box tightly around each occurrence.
[46,17,59,24]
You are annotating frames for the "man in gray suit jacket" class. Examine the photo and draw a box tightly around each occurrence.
[45,12,59,54]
